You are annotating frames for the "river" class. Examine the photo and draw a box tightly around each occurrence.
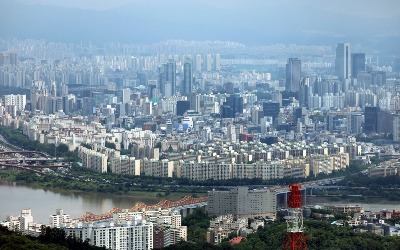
[0,182,170,224]
[3,182,400,225]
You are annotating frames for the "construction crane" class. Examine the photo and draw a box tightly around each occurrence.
[283,184,307,250]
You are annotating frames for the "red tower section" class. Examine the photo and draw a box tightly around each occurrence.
[283,184,307,250]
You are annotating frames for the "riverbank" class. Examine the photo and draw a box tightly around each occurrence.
[307,196,400,207]
[0,181,207,224]
[0,168,209,198]
[0,179,207,204]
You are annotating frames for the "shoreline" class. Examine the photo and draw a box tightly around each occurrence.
[0,180,207,204]
[306,196,400,206]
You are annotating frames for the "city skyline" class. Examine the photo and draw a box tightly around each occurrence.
[1,1,400,249]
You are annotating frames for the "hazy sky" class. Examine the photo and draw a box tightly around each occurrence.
[1,0,400,47]
[13,0,400,18]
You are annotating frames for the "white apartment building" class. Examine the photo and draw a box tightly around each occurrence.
[4,94,26,111]
[309,153,349,176]
[110,155,140,176]
[49,209,71,228]
[78,146,108,173]
[181,161,233,181]
[64,215,153,250]
[282,158,310,178]
[0,209,43,236]
[142,158,174,178]
[233,161,284,180]
[180,160,285,181]
[113,209,186,242]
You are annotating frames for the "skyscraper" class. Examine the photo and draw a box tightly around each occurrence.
[159,59,176,98]
[263,102,280,119]
[221,94,243,118]
[195,55,202,72]
[204,54,212,72]
[335,42,351,80]
[351,53,366,78]
[182,58,193,96]
[214,54,221,71]
[122,88,131,103]
[298,77,311,108]
[285,58,301,92]
[364,106,378,134]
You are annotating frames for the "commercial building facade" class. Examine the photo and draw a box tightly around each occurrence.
[207,187,277,218]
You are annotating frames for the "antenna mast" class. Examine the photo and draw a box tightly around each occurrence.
[283,184,307,250]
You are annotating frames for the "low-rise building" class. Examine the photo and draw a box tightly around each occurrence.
[207,215,247,245]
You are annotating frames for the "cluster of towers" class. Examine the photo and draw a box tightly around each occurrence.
[150,54,221,99]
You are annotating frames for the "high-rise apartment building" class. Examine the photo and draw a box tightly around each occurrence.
[285,58,301,92]
[77,146,108,173]
[393,115,400,142]
[122,88,131,103]
[64,215,154,250]
[204,54,212,72]
[351,53,366,78]
[0,52,17,66]
[4,94,26,111]
[49,209,71,228]
[335,42,351,80]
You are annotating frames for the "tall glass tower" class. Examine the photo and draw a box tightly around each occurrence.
[335,42,351,80]
[286,58,301,92]
[351,53,366,78]
[182,58,193,96]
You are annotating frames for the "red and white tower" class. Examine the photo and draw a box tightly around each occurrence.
[283,184,307,250]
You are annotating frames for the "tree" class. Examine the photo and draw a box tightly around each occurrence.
[39,226,67,244]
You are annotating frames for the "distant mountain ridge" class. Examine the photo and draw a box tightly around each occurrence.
[0,0,399,54]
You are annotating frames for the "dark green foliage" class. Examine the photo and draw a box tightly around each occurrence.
[39,226,67,244]
[0,86,30,97]
[337,174,400,201]
[340,174,400,188]
[166,220,400,250]
[162,241,222,250]
[0,225,104,250]
[182,208,212,244]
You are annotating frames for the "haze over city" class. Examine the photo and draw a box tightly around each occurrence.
[1,0,399,50]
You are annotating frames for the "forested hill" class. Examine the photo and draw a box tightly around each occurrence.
[165,220,400,250]
[0,225,105,250]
